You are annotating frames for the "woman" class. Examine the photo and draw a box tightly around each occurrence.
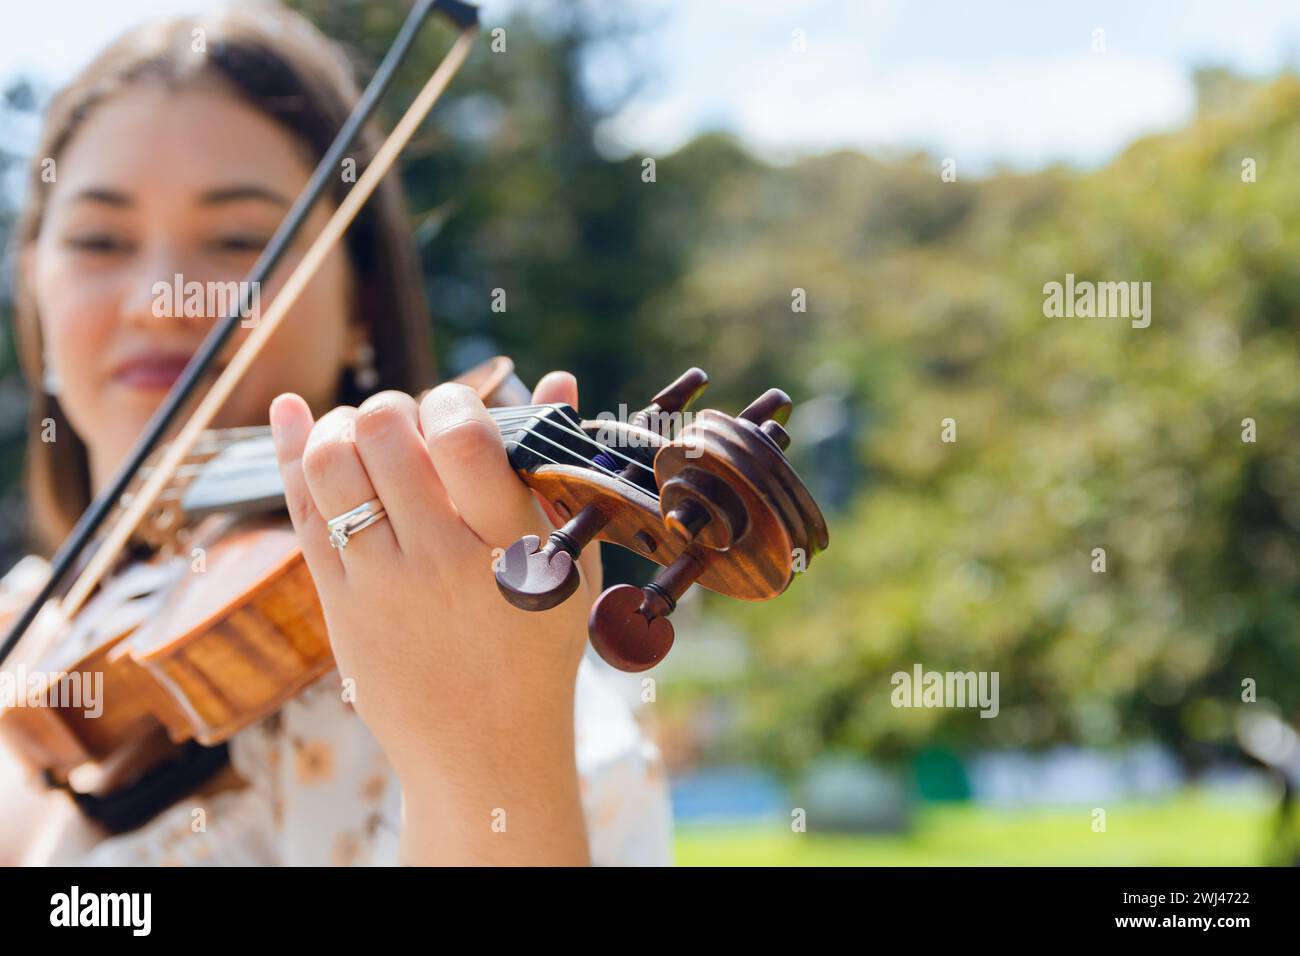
[0,2,672,865]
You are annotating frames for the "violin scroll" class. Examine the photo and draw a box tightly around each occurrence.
[493,368,708,612]
[495,368,829,673]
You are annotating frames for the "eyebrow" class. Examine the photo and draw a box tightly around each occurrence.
[64,185,293,208]
[198,185,293,208]
[67,188,132,207]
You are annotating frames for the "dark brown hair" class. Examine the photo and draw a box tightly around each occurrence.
[12,2,435,555]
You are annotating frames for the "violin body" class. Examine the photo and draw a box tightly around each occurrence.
[0,358,528,781]
[116,355,535,753]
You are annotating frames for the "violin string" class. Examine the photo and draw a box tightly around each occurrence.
[157,403,664,515]
[489,403,660,477]
[183,404,659,468]
[508,426,660,504]
[528,414,660,478]
[511,424,663,502]
[485,405,558,423]
[187,403,659,484]
[485,415,558,429]
[130,426,277,488]
[506,424,625,481]
[483,416,655,486]
[484,406,565,427]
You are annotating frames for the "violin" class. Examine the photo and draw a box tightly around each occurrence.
[0,0,827,822]
[0,354,826,788]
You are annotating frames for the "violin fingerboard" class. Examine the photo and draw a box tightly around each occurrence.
[181,434,287,522]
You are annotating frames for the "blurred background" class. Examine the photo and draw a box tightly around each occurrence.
[2,0,1299,864]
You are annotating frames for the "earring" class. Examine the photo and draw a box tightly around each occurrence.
[353,341,379,392]
[42,355,60,396]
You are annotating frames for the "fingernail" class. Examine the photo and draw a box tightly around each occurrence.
[268,395,295,453]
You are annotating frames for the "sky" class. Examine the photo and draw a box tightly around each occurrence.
[1,0,1299,173]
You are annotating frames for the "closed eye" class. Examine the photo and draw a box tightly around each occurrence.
[65,233,135,255]
[208,235,269,255]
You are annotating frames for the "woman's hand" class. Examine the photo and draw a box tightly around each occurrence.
[269,371,599,865]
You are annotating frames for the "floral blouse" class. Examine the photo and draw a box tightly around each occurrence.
[1,556,674,866]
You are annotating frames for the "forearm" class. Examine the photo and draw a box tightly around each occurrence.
[395,709,590,866]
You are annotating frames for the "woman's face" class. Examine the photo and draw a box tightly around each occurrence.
[28,80,360,490]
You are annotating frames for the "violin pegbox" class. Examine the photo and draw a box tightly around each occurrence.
[493,369,829,673]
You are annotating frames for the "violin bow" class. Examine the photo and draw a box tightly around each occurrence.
[0,0,481,667]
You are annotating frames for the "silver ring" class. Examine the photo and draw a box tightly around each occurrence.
[327,498,387,550]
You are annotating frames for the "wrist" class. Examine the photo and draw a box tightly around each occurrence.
[394,700,576,789]
[395,709,588,865]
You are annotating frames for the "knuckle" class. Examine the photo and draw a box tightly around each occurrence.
[429,416,496,468]
[310,406,357,446]
[355,391,414,445]
[302,427,356,486]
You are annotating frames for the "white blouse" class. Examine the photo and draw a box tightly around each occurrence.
[2,556,674,866]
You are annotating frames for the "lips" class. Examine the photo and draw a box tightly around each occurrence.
[111,353,195,390]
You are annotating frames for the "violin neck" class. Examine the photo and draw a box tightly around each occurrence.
[173,405,577,525]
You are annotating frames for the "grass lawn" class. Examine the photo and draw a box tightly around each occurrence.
[673,791,1283,866]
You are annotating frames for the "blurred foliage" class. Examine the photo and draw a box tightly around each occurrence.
[0,78,38,560]
[0,3,1295,774]
[713,68,1300,772]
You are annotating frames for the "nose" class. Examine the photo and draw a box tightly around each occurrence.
[118,244,213,335]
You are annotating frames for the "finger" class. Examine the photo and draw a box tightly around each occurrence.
[352,391,465,549]
[419,382,540,549]
[270,394,342,581]
[531,370,577,409]
[529,371,601,590]
[301,405,399,561]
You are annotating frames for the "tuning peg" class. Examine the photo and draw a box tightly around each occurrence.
[495,505,608,611]
[738,388,793,426]
[650,367,709,414]
[630,368,709,435]
[588,550,706,672]
[760,419,791,451]
[738,388,794,453]
[663,498,711,543]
